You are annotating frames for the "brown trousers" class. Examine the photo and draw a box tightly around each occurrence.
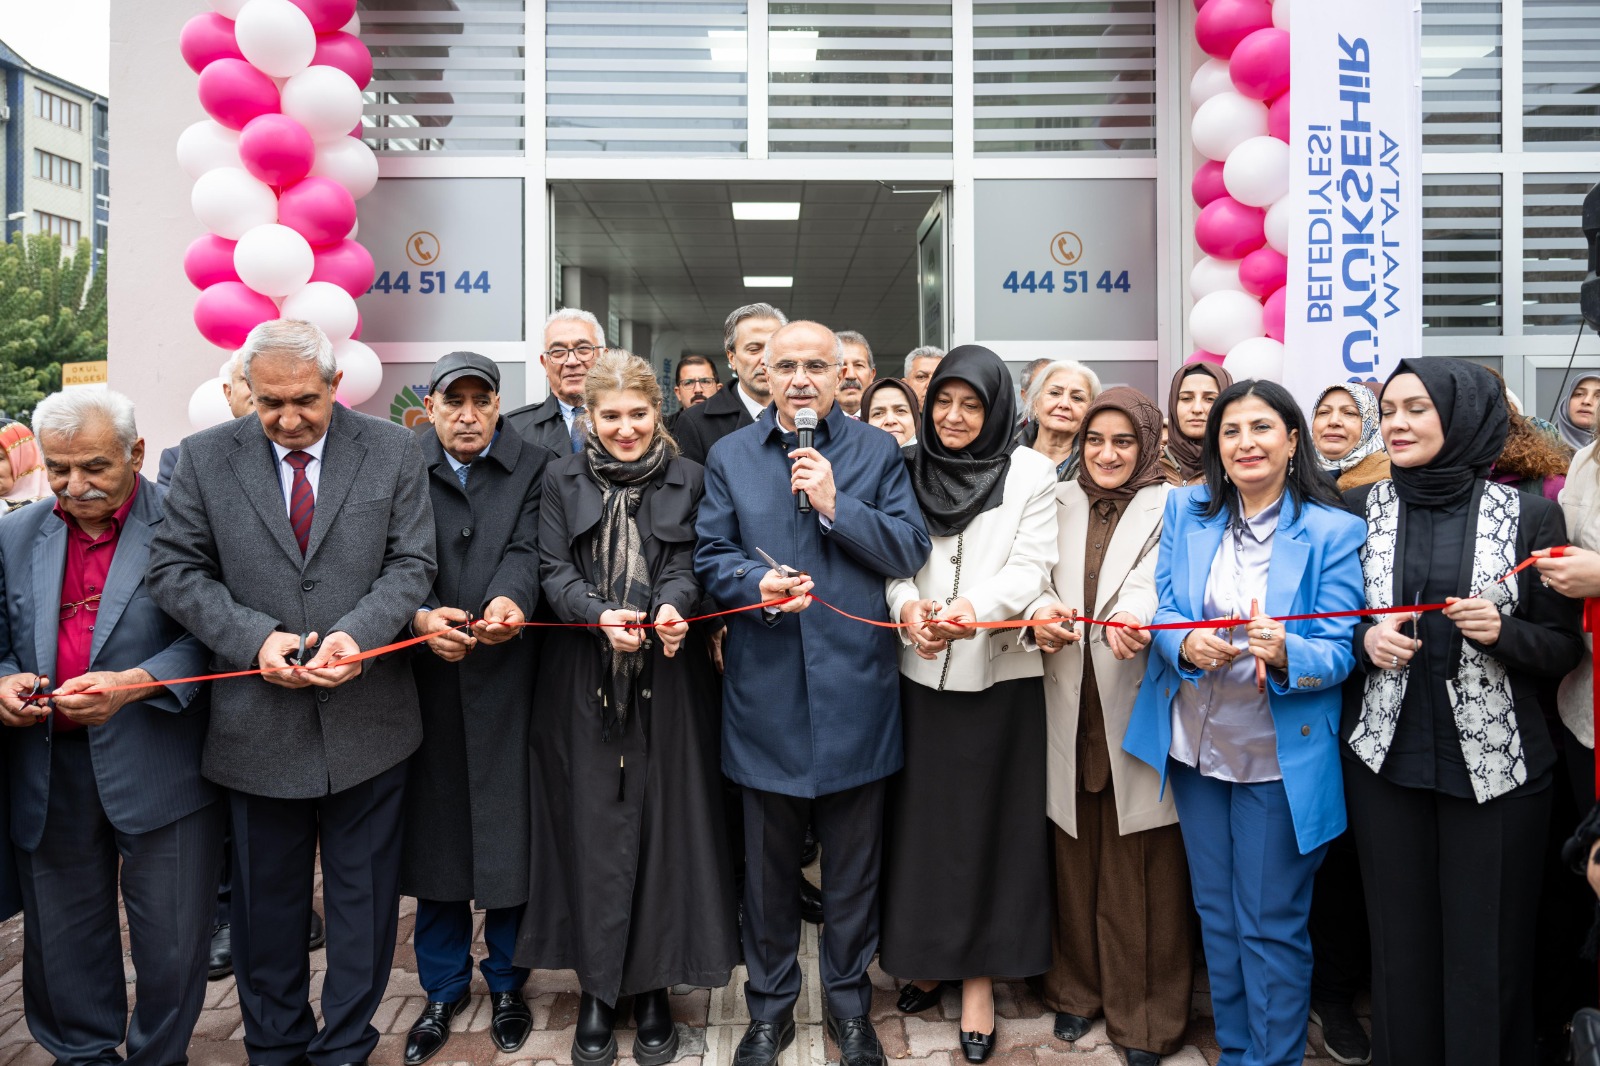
[1043,787,1194,1056]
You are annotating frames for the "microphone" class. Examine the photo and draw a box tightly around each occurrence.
[794,407,817,514]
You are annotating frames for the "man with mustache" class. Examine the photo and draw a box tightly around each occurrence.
[835,331,876,419]
[668,354,722,433]
[505,309,608,455]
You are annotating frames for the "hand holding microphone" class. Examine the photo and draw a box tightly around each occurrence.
[789,407,838,520]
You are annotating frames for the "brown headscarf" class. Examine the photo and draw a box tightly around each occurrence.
[1077,387,1168,503]
[1164,362,1234,482]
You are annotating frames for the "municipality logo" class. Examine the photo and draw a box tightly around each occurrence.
[390,384,430,428]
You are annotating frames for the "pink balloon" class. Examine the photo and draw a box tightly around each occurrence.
[289,0,358,33]
[197,58,280,131]
[1230,28,1290,100]
[277,176,357,247]
[1189,350,1227,366]
[310,239,375,298]
[1239,247,1288,299]
[312,31,373,90]
[1192,160,1229,208]
[238,114,316,187]
[1268,91,1291,141]
[1264,287,1287,341]
[1195,0,1273,59]
[1195,196,1266,259]
[195,282,280,350]
[180,12,244,73]
[184,235,241,290]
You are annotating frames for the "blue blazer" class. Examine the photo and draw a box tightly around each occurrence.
[1122,486,1365,854]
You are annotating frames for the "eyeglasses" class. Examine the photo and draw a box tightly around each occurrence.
[543,344,603,365]
[678,377,717,388]
[60,594,101,621]
[768,360,838,377]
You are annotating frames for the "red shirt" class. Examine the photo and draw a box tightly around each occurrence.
[52,481,140,731]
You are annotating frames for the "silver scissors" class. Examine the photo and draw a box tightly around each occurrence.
[754,547,804,578]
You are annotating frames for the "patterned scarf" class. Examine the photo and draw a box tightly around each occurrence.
[585,433,671,740]
[1311,383,1384,475]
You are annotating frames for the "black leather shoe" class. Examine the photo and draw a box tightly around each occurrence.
[490,991,533,1054]
[825,1014,884,1066]
[799,875,824,925]
[207,923,233,981]
[403,995,469,1066]
[800,827,820,867]
[735,1017,795,1066]
[573,992,618,1066]
[1116,1047,1160,1066]
[896,982,946,1014]
[308,910,326,952]
[632,988,679,1066]
[959,1029,994,1064]
[1053,1012,1092,1043]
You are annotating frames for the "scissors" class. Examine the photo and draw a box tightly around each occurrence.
[754,547,806,579]
[19,675,51,720]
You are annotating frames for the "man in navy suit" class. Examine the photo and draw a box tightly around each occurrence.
[0,389,221,1066]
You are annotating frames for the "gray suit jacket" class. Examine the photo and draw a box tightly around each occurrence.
[147,405,438,798]
[0,480,216,851]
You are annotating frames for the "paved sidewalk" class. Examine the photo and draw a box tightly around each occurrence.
[0,860,1357,1066]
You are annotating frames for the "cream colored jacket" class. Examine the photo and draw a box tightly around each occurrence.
[1558,442,1600,746]
[1029,481,1176,837]
[886,446,1059,693]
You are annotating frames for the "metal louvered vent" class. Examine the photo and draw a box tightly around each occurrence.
[1523,0,1600,150]
[546,0,749,155]
[768,1,954,156]
[1422,174,1503,336]
[1421,0,1502,150]
[359,0,527,155]
[973,0,1156,157]
[1524,172,1594,333]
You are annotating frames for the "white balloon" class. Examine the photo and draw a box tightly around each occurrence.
[1191,91,1270,162]
[234,223,315,298]
[1223,136,1291,208]
[309,136,379,199]
[189,377,235,430]
[1224,337,1286,382]
[1272,0,1290,31]
[209,0,249,17]
[1190,59,1234,110]
[281,281,359,341]
[333,339,384,405]
[1264,197,1291,255]
[281,65,364,142]
[341,11,360,34]
[1190,256,1244,300]
[192,167,279,240]
[346,218,359,241]
[235,0,316,78]
[176,120,242,180]
[1190,290,1266,357]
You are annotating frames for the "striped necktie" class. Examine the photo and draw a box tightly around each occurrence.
[455,463,469,489]
[570,406,585,453]
[283,450,314,555]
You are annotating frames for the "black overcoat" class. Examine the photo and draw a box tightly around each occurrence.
[400,421,554,908]
[514,451,738,1004]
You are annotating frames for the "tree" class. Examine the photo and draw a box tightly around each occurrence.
[0,233,107,422]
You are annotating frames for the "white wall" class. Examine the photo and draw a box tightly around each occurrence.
[108,0,205,453]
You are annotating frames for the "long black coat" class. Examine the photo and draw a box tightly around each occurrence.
[401,422,554,909]
[514,451,738,1004]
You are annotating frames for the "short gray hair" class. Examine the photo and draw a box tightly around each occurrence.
[33,388,139,459]
[724,303,788,353]
[903,345,945,377]
[836,330,874,368]
[241,320,338,386]
[544,307,606,348]
[1024,359,1103,418]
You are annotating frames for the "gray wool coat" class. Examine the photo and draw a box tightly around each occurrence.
[400,422,552,908]
[146,404,438,799]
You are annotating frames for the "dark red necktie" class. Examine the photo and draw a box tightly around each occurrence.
[284,450,314,555]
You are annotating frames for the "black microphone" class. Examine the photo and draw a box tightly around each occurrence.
[794,407,817,514]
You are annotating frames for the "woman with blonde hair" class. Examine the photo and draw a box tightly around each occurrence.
[517,350,738,1066]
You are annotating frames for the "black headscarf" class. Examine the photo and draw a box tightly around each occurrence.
[1382,357,1508,508]
[910,345,1018,536]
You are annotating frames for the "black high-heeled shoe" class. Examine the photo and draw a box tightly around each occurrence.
[895,982,946,1014]
[573,992,618,1066]
[632,988,680,1066]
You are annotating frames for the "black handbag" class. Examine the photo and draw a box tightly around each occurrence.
[1575,1007,1600,1066]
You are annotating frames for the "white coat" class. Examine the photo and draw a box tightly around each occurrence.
[1558,441,1600,747]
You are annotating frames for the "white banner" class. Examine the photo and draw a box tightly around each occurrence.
[1284,1,1423,413]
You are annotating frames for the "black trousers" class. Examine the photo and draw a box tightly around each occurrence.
[1344,762,1550,1066]
[230,760,407,1066]
[1308,829,1369,1006]
[17,732,224,1066]
[742,779,884,1023]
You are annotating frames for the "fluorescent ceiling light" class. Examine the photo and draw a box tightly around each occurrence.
[733,202,801,221]
[744,276,794,287]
